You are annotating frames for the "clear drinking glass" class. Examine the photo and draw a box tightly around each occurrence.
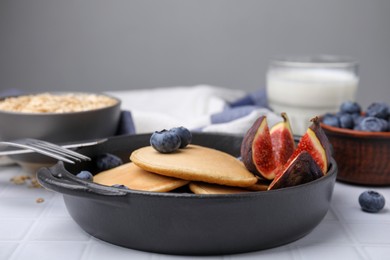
[266,55,359,136]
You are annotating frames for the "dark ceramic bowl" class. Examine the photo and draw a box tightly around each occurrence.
[0,92,121,171]
[37,133,337,255]
[320,122,390,186]
[0,92,121,142]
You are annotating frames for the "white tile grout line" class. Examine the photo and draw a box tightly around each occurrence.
[286,205,370,260]
[2,179,92,260]
[329,204,374,260]
[77,225,95,260]
[0,166,21,196]
[0,164,92,260]
[6,192,57,260]
[2,164,389,260]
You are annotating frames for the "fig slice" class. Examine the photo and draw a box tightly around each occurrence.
[289,116,332,174]
[240,116,277,180]
[270,112,296,166]
[268,151,324,190]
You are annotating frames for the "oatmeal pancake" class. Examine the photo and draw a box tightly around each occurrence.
[94,162,189,192]
[189,182,249,195]
[130,145,257,187]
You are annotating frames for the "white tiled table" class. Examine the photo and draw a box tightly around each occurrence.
[1,164,389,260]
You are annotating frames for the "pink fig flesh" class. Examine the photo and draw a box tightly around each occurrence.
[240,116,277,180]
[288,117,331,174]
[270,112,296,166]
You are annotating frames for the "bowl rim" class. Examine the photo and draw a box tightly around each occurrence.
[0,91,121,116]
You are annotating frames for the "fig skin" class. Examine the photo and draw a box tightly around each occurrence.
[270,112,296,166]
[309,117,333,170]
[268,151,324,190]
[240,116,277,180]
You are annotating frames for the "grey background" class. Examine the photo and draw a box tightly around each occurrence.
[0,0,389,108]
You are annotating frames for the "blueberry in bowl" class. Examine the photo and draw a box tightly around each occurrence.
[366,102,389,119]
[340,101,362,114]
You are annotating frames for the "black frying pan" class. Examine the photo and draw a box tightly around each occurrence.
[37,133,337,255]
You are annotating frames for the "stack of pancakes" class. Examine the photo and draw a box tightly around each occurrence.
[94,145,268,194]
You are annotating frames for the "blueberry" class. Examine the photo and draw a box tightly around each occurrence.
[76,170,93,181]
[352,113,364,126]
[379,118,389,131]
[150,129,181,153]
[322,114,340,127]
[340,101,361,114]
[96,153,123,171]
[111,184,129,189]
[359,116,387,132]
[339,113,354,129]
[366,102,389,119]
[169,126,192,148]
[359,190,385,213]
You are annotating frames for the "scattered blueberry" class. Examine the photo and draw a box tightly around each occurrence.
[366,102,389,119]
[150,129,181,153]
[339,113,354,129]
[169,126,192,148]
[322,114,340,127]
[340,101,361,114]
[95,153,123,171]
[76,170,93,181]
[111,184,129,189]
[359,190,386,213]
[359,117,387,132]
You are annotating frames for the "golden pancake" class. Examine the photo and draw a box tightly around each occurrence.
[130,145,257,187]
[245,178,269,191]
[93,162,189,192]
[189,182,249,194]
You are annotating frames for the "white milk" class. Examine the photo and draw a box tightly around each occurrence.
[267,68,358,135]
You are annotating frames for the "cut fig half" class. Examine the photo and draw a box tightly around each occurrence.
[270,112,296,166]
[289,117,332,174]
[240,116,277,180]
[268,151,324,190]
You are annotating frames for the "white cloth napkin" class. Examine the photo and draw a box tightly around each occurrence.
[107,85,281,135]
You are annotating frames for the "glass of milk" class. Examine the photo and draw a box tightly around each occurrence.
[266,55,359,136]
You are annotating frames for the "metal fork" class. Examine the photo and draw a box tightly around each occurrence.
[0,138,91,164]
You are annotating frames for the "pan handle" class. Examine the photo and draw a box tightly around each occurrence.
[37,162,128,198]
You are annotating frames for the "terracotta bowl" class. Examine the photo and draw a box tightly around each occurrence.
[320,122,390,186]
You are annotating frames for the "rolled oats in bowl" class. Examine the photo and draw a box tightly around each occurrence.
[0,93,118,113]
